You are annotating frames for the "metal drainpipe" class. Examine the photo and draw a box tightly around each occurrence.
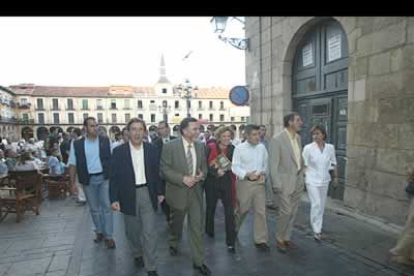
[269,17,274,136]
[259,17,263,124]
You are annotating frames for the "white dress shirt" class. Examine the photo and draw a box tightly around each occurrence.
[302,142,337,186]
[182,138,197,177]
[129,142,147,185]
[232,141,268,180]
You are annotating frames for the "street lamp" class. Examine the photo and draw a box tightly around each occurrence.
[174,79,198,118]
[158,101,171,122]
[210,17,250,50]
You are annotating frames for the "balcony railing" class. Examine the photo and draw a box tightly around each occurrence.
[18,103,31,109]
[123,107,132,110]
[0,116,18,124]
[35,106,45,111]
[18,119,35,125]
[66,106,75,110]
[81,107,90,110]
[97,106,104,110]
[51,106,60,111]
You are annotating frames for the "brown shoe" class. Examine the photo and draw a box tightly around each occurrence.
[105,239,116,249]
[285,240,297,249]
[94,233,104,243]
[276,240,287,253]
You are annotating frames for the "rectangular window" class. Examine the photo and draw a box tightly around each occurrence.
[125,113,131,123]
[68,113,74,124]
[67,99,73,110]
[199,114,202,119]
[162,88,167,94]
[111,113,117,123]
[97,99,103,109]
[83,113,88,120]
[37,99,44,109]
[198,101,202,109]
[209,101,213,109]
[97,113,103,124]
[111,99,116,109]
[175,101,179,109]
[52,99,58,109]
[220,114,224,122]
[53,113,60,124]
[38,113,45,124]
[151,114,156,122]
[231,117,235,122]
[82,99,88,110]
[138,114,143,119]
[138,100,143,109]
[209,114,213,121]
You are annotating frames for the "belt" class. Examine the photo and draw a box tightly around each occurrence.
[90,172,103,176]
[135,184,148,189]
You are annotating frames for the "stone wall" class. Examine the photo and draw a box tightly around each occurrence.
[245,16,414,225]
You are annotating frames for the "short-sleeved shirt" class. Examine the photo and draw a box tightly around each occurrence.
[302,142,337,186]
[48,156,62,175]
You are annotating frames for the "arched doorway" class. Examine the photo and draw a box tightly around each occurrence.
[98,126,107,136]
[37,127,49,141]
[292,19,348,200]
[172,125,180,137]
[109,126,121,140]
[21,126,34,141]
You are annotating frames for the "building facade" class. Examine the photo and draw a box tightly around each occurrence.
[7,84,249,141]
[0,86,19,141]
[245,16,414,225]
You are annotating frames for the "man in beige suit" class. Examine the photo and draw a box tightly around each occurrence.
[160,117,210,276]
[268,112,304,253]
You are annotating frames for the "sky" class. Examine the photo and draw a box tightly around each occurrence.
[0,17,246,88]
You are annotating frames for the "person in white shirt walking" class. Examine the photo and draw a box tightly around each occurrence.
[302,124,338,242]
[232,124,270,251]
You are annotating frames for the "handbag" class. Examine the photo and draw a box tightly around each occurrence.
[406,181,414,196]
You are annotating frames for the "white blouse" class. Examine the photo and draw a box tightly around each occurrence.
[302,142,337,186]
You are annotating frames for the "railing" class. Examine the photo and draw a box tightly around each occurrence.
[51,106,60,111]
[35,106,45,111]
[66,106,75,110]
[18,103,31,109]
[17,119,35,125]
[123,107,132,110]
[0,116,18,123]
[96,106,104,110]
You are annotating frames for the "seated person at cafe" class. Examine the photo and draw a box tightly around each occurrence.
[0,149,8,176]
[32,150,44,167]
[14,151,39,171]
[5,148,18,171]
[47,148,65,176]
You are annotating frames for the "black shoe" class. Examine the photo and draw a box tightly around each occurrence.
[255,243,270,251]
[206,232,215,239]
[227,245,236,253]
[169,246,178,256]
[148,271,158,276]
[266,204,277,210]
[134,256,144,268]
[193,264,211,276]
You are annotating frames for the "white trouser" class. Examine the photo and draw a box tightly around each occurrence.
[306,183,329,234]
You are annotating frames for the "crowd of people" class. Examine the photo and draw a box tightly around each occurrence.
[1,113,413,275]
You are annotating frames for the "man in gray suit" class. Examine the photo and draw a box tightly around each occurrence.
[160,117,210,276]
[268,112,304,253]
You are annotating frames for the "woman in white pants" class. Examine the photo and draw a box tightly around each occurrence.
[302,125,338,241]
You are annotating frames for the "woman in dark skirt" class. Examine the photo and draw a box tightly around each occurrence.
[205,126,237,253]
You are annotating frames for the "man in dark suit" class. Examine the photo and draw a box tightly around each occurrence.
[152,121,176,222]
[110,118,163,276]
[160,117,210,275]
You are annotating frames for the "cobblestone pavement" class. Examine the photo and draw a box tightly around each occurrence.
[1,196,414,276]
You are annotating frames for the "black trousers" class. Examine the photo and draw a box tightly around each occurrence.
[205,176,236,247]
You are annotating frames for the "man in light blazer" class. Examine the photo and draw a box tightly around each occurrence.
[268,112,305,253]
[160,117,210,276]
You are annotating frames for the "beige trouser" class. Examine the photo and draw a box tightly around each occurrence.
[275,186,303,242]
[236,179,268,244]
[390,198,414,261]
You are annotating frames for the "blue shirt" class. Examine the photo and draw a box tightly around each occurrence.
[68,136,103,174]
[48,156,63,176]
[0,160,8,176]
